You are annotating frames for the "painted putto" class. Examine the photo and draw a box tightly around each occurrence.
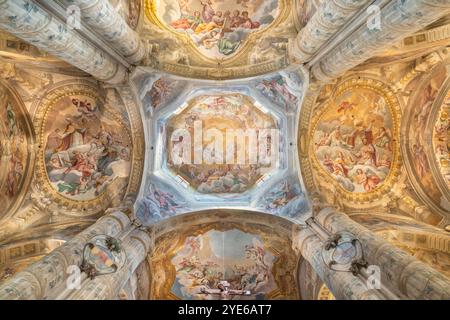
[153,0,280,59]
[313,86,395,193]
[135,179,190,225]
[43,93,132,201]
[166,93,279,195]
[171,229,277,300]
[256,69,304,113]
[257,177,309,220]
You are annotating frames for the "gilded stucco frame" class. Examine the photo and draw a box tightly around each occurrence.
[32,81,135,216]
[308,77,402,203]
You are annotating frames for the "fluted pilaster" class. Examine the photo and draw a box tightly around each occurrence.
[62,0,145,64]
[0,0,127,84]
[0,211,131,300]
[312,0,450,82]
[291,0,372,62]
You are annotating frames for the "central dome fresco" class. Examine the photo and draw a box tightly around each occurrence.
[166,93,279,194]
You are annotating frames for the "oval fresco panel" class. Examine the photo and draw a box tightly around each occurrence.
[38,84,132,204]
[313,79,400,194]
[148,0,281,60]
[0,83,32,218]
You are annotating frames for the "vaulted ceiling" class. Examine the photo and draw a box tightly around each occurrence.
[0,0,449,300]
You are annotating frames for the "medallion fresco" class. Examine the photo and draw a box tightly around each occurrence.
[0,83,32,218]
[166,93,279,195]
[38,84,132,204]
[170,229,277,300]
[149,0,280,59]
[313,80,399,194]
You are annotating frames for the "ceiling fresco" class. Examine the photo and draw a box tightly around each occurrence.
[431,85,450,194]
[33,82,134,213]
[0,82,33,220]
[148,0,280,60]
[312,78,401,198]
[133,66,311,226]
[166,93,278,195]
[170,229,277,300]
[111,0,142,30]
[147,212,300,300]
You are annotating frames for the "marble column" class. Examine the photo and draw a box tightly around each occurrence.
[0,0,127,84]
[312,0,450,82]
[67,229,151,300]
[0,211,131,300]
[315,207,450,299]
[293,227,383,300]
[291,0,372,62]
[62,0,145,64]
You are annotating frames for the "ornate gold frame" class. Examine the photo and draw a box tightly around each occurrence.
[33,81,134,216]
[309,77,402,203]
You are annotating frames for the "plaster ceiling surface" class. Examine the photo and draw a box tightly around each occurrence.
[132,65,311,226]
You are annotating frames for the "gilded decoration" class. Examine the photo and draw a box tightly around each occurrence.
[310,77,402,202]
[33,81,134,215]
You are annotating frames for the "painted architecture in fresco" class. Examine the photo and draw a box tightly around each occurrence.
[133,69,309,225]
[313,85,396,193]
[1,0,450,303]
[43,92,132,201]
[166,93,279,195]
[170,229,277,300]
[153,0,280,59]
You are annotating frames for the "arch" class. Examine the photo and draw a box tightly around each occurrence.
[0,79,35,221]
